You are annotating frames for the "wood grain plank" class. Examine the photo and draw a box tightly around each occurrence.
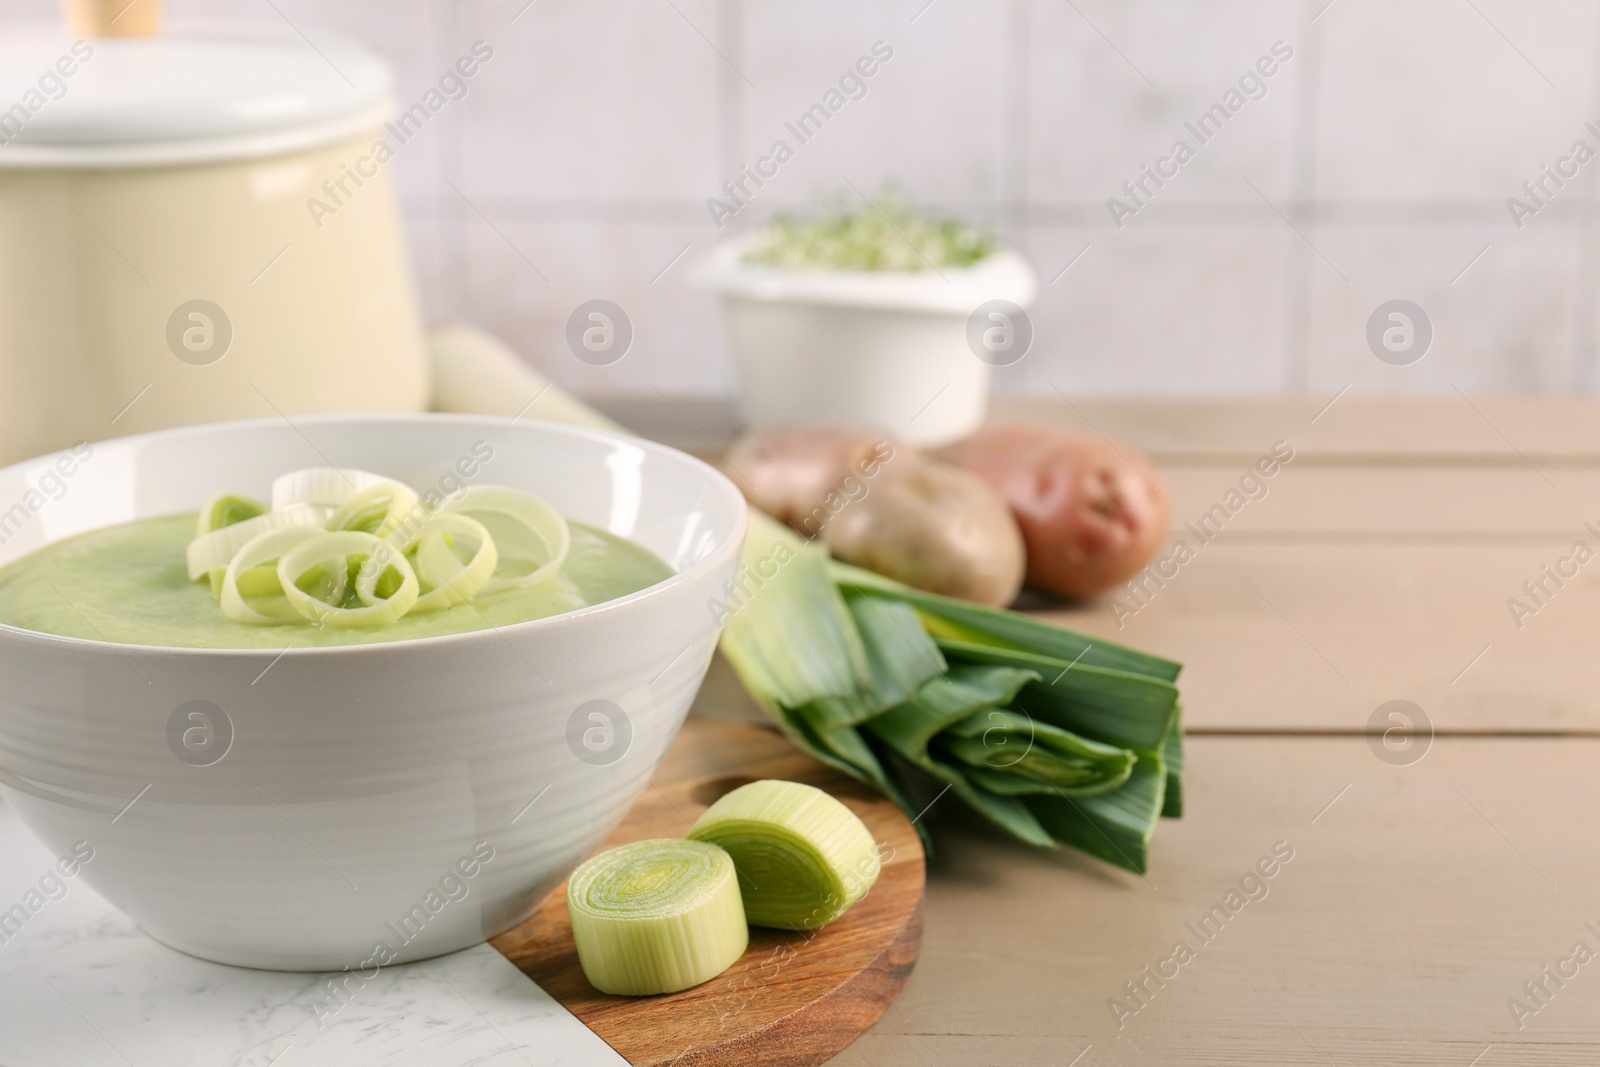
[1160,464,1597,535]
[988,397,1600,464]
[492,717,925,1067]
[1043,542,1600,733]
[596,395,1600,462]
[830,735,1600,1065]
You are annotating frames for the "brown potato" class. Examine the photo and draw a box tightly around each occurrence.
[935,425,1169,599]
[820,461,1026,608]
[724,426,899,537]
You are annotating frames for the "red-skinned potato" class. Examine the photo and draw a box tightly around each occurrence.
[820,461,1026,607]
[725,426,898,536]
[935,425,1169,599]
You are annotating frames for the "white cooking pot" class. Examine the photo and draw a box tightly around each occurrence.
[0,13,428,466]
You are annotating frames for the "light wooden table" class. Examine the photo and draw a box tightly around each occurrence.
[611,396,1600,1065]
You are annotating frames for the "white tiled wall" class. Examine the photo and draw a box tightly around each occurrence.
[9,0,1599,398]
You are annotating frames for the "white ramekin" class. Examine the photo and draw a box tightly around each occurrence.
[694,233,1037,446]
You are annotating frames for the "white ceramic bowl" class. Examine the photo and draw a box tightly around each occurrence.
[0,414,745,970]
[693,232,1038,447]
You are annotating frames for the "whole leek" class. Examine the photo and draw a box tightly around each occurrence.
[719,517,1183,875]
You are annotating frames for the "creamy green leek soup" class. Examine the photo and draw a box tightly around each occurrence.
[0,492,672,650]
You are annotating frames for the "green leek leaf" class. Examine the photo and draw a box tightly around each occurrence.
[866,665,1040,757]
[1024,750,1168,875]
[831,561,1181,682]
[1161,701,1184,818]
[801,594,946,729]
[937,637,1179,754]
[864,666,1057,847]
[940,708,1136,797]
[720,540,868,712]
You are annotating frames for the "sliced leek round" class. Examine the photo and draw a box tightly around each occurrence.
[277,532,419,627]
[219,526,326,624]
[270,467,390,510]
[190,471,574,630]
[187,503,330,581]
[194,493,266,538]
[328,481,421,540]
[688,779,880,931]
[440,485,569,593]
[401,513,498,613]
[566,838,748,996]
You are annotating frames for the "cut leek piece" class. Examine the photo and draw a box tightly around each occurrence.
[277,532,420,627]
[187,471,578,630]
[186,503,330,580]
[566,838,748,996]
[328,481,421,540]
[195,493,266,538]
[208,562,283,600]
[270,467,390,510]
[440,485,570,592]
[400,513,498,613]
[219,526,325,624]
[207,562,283,598]
[687,779,880,931]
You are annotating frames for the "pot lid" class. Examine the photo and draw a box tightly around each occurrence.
[0,24,392,167]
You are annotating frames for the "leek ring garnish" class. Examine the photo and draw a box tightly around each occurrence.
[566,838,749,996]
[269,467,390,510]
[687,779,881,931]
[191,471,572,629]
[328,481,421,540]
[194,493,266,538]
[401,514,498,613]
[277,532,420,628]
[219,526,325,624]
[186,503,331,581]
[440,485,570,593]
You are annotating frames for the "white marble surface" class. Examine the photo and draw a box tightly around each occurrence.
[0,799,626,1067]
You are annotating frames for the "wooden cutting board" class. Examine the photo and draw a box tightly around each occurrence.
[491,716,925,1067]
